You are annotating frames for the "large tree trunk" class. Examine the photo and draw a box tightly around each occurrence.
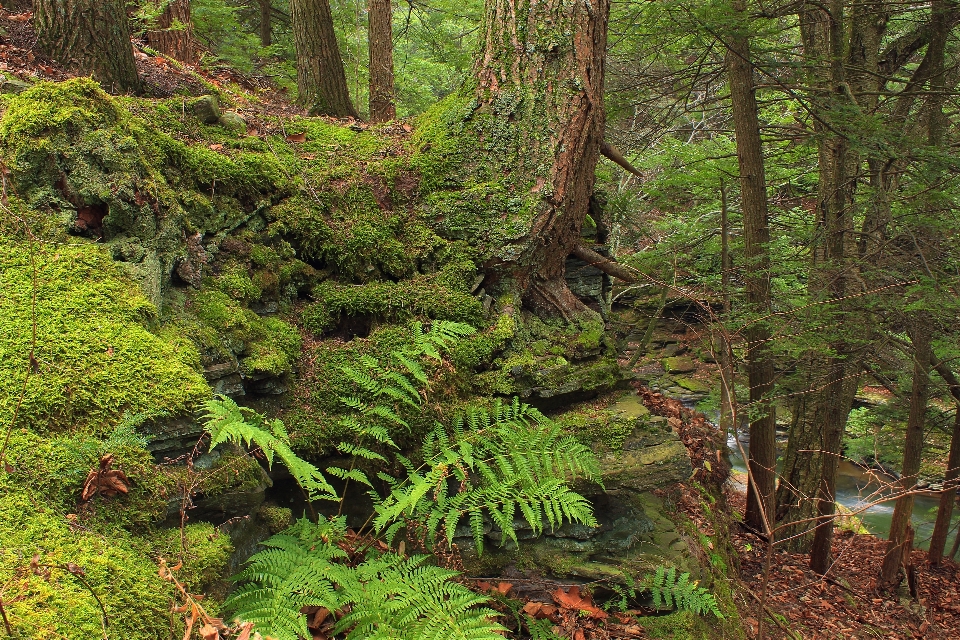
[473,0,609,319]
[290,0,359,118]
[725,0,776,534]
[34,0,140,94]
[146,0,196,65]
[368,0,395,122]
[929,405,960,563]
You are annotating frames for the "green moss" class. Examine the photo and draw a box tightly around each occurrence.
[152,523,233,596]
[0,490,172,639]
[258,504,294,534]
[303,276,482,335]
[0,240,208,434]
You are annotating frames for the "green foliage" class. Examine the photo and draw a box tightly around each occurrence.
[226,517,505,640]
[374,398,601,553]
[645,566,722,618]
[201,395,336,500]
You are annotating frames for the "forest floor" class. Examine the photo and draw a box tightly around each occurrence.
[724,483,960,639]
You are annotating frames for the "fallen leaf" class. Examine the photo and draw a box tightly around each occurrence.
[286,132,307,142]
[236,622,254,640]
[200,623,219,640]
[551,585,608,619]
[81,454,130,502]
[495,581,513,595]
[209,144,223,151]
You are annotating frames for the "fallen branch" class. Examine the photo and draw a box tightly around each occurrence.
[571,245,638,283]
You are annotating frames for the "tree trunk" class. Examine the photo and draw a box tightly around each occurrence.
[368,0,395,122]
[775,1,860,562]
[146,0,196,65]
[260,0,272,47]
[290,0,359,118]
[461,0,609,319]
[878,316,932,590]
[929,406,960,563]
[725,0,776,534]
[34,0,140,94]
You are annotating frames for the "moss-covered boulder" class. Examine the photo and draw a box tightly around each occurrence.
[0,240,207,433]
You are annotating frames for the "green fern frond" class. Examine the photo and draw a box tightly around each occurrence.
[229,519,504,640]
[374,398,601,552]
[645,566,723,618]
[201,396,337,501]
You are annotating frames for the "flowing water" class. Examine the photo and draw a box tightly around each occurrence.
[727,432,960,551]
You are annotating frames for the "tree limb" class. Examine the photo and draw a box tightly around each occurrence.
[599,141,642,177]
[570,244,638,283]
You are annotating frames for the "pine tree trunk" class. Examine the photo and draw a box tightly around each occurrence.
[260,0,272,47]
[34,0,140,94]
[368,0,395,122]
[878,316,932,590]
[290,0,359,118]
[726,0,776,534]
[146,0,196,65]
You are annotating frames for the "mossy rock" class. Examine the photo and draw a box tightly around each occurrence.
[675,376,711,393]
[0,239,208,433]
[662,356,697,374]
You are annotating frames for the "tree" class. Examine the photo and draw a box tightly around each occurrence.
[724,0,776,534]
[146,0,197,65]
[929,361,960,564]
[460,0,611,319]
[290,0,359,118]
[34,0,140,94]
[259,0,272,47]
[368,0,396,122]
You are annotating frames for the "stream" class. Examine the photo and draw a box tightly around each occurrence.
[727,432,960,551]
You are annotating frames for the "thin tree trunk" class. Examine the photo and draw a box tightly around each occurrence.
[776,2,861,563]
[718,181,734,436]
[290,0,359,118]
[368,0,395,122]
[929,407,960,563]
[879,316,933,590]
[725,0,776,533]
[34,0,140,94]
[146,0,196,65]
[260,0,272,47]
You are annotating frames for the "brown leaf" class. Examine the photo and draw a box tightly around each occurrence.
[401,123,413,133]
[235,622,255,640]
[495,581,513,595]
[200,623,220,640]
[309,607,330,629]
[209,144,223,151]
[551,586,608,620]
[286,132,307,143]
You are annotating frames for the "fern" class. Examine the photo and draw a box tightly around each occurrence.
[201,395,337,501]
[645,566,723,618]
[374,398,601,553]
[226,518,506,640]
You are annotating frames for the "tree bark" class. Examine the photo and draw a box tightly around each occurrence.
[290,0,359,118]
[368,0,395,122]
[34,0,140,94]
[725,0,776,534]
[929,406,960,564]
[465,0,609,320]
[878,316,933,590]
[260,0,272,47]
[146,0,196,65]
